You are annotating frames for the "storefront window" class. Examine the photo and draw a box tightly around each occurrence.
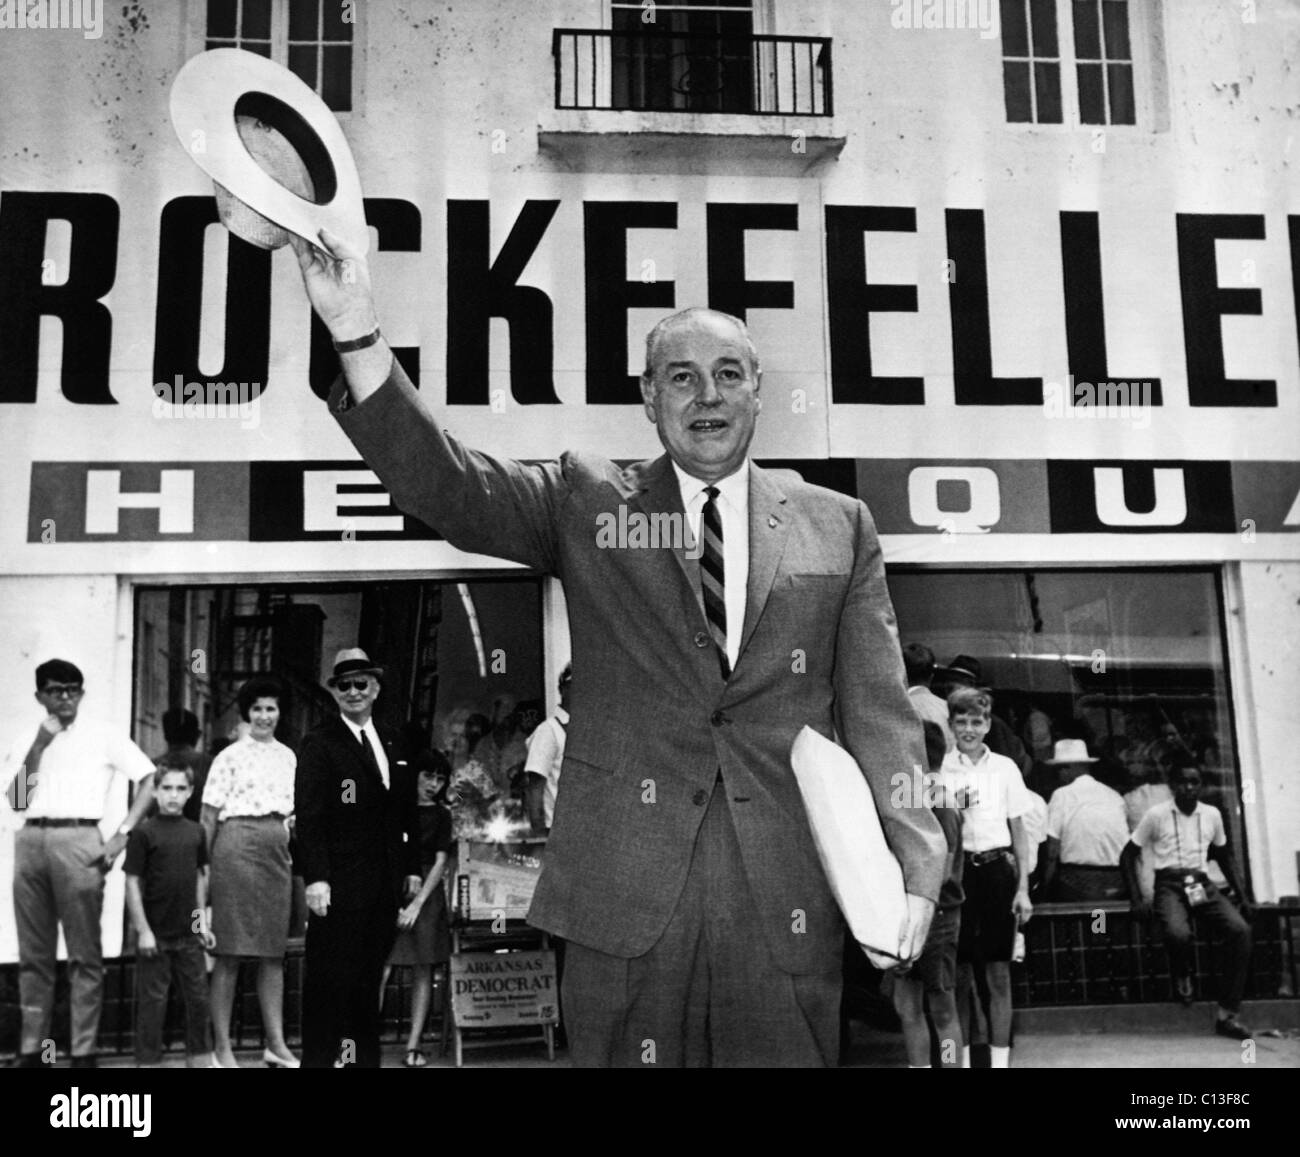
[132,578,545,768]
[888,568,1246,890]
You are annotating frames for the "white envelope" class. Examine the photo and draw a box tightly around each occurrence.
[790,726,910,968]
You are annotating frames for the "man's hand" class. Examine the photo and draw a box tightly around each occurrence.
[137,930,157,958]
[403,874,422,902]
[290,228,377,342]
[306,881,331,918]
[33,715,63,747]
[99,832,128,870]
[1012,888,1033,926]
[899,893,937,962]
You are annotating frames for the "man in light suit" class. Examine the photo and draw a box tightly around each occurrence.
[294,648,421,1068]
[293,230,946,1067]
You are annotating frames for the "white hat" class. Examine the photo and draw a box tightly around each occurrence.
[1046,738,1099,765]
[169,48,369,254]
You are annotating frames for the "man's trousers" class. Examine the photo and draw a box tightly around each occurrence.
[1153,871,1252,1011]
[302,894,398,1068]
[561,786,841,1068]
[13,824,106,1058]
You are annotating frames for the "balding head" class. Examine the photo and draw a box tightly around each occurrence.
[642,307,761,383]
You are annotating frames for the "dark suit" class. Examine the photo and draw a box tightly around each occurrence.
[333,362,946,1065]
[294,717,419,1067]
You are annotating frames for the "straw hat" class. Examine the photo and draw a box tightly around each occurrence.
[169,48,368,254]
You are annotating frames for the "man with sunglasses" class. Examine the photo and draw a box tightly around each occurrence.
[294,648,421,1068]
[3,658,156,1067]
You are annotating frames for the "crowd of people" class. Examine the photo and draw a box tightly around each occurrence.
[2,652,573,1069]
[894,644,1256,1067]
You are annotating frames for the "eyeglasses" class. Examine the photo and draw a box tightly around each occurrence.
[41,684,84,699]
[334,679,372,692]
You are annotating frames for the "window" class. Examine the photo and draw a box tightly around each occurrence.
[1001,0,1062,123]
[133,579,544,761]
[1001,0,1137,126]
[552,2,831,118]
[889,568,1247,885]
[1072,0,1135,124]
[205,0,354,112]
[610,0,755,114]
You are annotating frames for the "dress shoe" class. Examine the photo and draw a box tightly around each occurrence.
[263,1048,301,1068]
[70,1054,98,1069]
[1214,1015,1253,1041]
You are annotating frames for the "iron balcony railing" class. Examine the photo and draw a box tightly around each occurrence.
[552,28,833,117]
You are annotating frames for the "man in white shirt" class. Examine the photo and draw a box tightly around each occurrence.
[902,643,953,751]
[3,658,156,1067]
[1121,762,1254,1040]
[941,687,1033,1068]
[525,663,571,834]
[1040,739,1128,901]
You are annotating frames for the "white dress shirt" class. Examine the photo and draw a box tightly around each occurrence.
[673,459,750,672]
[524,707,569,828]
[1046,773,1128,865]
[940,746,1031,853]
[3,717,154,821]
[1131,800,1226,873]
[340,716,389,789]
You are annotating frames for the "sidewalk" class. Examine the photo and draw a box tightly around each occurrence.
[92,1018,1299,1069]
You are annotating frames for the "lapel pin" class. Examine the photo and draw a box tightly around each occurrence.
[768,515,779,528]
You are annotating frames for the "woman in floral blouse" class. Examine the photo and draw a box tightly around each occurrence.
[200,675,299,1068]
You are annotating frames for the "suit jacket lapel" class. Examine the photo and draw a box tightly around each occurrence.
[738,463,791,665]
[335,716,385,790]
[626,455,710,630]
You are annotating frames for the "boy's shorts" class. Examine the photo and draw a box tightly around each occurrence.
[957,850,1018,963]
[915,906,960,993]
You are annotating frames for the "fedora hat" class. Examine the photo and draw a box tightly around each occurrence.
[1045,738,1099,765]
[169,48,369,254]
[940,654,984,684]
[327,648,384,686]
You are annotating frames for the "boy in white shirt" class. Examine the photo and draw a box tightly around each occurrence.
[942,687,1033,1068]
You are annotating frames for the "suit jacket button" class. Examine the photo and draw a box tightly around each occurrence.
[693,631,710,648]
[710,710,727,726]
[692,790,707,806]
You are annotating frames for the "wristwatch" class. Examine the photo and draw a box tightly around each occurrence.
[115,823,132,839]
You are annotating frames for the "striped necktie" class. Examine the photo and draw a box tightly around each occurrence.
[700,486,730,678]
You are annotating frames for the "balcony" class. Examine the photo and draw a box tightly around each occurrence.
[538,28,845,175]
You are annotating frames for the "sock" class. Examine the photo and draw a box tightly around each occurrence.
[961,1045,971,1069]
[990,1045,1011,1068]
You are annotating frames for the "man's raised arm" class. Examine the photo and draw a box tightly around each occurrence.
[289,228,563,574]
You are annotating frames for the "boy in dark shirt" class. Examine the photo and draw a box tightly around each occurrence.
[124,762,215,1067]
[890,721,965,1068]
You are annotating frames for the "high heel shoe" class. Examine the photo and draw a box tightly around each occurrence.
[263,1048,300,1068]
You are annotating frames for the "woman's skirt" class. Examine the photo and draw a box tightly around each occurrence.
[210,816,292,958]
[387,879,451,967]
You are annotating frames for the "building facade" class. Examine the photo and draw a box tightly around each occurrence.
[0,1,1296,1000]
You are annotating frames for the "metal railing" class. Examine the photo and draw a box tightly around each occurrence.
[552,28,833,117]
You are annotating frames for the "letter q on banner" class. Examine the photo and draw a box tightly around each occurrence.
[907,466,1000,534]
